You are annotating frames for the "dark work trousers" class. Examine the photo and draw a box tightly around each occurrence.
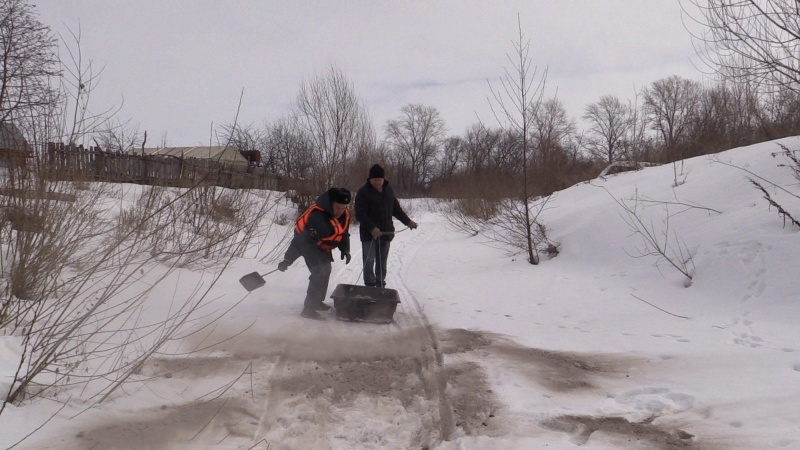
[361,239,390,287]
[301,250,332,310]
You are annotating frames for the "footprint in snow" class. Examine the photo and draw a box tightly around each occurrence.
[771,438,797,448]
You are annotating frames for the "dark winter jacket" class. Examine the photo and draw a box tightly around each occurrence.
[284,191,350,263]
[355,179,411,243]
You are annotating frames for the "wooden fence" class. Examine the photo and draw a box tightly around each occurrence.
[45,143,286,191]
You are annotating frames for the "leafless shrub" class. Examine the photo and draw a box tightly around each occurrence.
[437,173,507,236]
[782,146,800,180]
[487,195,559,263]
[604,187,702,285]
[749,178,799,228]
[438,199,484,237]
[460,198,498,221]
[0,174,97,304]
[1,164,279,414]
[597,161,659,179]
[713,144,800,229]
[397,198,417,223]
[0,6,283,435]
[749,143,800,228]
[672,160,688,187]
[176,185,263,261]
[0,177,131,403]
[437,189,558,259]
[112,184,273,268]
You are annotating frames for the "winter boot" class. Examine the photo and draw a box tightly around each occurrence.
[300,307,324,320]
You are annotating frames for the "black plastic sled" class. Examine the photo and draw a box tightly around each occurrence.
[330,284,400,324]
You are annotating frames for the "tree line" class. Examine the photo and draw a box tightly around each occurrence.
[4,0,800,203]
[214,70,800,201]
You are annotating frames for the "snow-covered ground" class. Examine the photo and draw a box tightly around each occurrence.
[2,137,800,449]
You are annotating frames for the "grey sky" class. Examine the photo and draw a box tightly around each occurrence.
[35,1,703,146]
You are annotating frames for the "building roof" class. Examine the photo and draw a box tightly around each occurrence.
[0,122,29,151]
[139,146,248,164]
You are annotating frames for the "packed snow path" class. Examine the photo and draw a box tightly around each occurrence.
[27,209,712,450]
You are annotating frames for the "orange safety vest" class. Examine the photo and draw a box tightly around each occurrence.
[294,204,350,252]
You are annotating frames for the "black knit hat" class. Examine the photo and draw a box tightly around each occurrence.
[328,187,351,205]
[368,164,385,179]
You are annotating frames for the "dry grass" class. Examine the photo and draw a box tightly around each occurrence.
[0,159,280,412]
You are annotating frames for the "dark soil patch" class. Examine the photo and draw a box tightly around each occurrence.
[542,414,702,449]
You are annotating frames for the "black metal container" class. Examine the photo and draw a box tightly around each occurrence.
[330,284,400,323]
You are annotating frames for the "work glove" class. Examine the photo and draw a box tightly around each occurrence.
[277,259,290,272]
[408,220,418,230]
[371,227,382,240]
[341,251,351,264]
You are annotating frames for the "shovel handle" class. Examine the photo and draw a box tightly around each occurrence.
[261,268,280,277]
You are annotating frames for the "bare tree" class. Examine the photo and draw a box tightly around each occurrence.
[94,119,143,153]
[45,24,122,149]
[435,135,463,180]
[489,127,522,176]
[688,80,764,153]
[583,95,631,165]
[756,87,800,139]
[218,121,267,170]
[344,110,379,189]
[384,103,446,193]
[0,0,59,125]
[686,0,800,95]
[264,116,308,179]
[220,122,264,153]
[487,15,548,265]
[643,75,702,159]
[624,87,654,162]
[293,64,374,192]
[460,123,497,174]
[532,97,576,193]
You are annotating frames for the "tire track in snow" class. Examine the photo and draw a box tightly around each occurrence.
[388,217,457,440]
[250,347,288,447]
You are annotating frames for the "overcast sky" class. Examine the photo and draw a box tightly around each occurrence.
[35,1,705,147]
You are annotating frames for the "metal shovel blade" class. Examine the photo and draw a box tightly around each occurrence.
[239,271,266,291]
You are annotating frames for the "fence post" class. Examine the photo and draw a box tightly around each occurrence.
[94,146,104,180]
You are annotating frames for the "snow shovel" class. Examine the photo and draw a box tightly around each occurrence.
[239,268,279,292]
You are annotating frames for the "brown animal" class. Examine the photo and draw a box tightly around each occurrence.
[240,150,261,167]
